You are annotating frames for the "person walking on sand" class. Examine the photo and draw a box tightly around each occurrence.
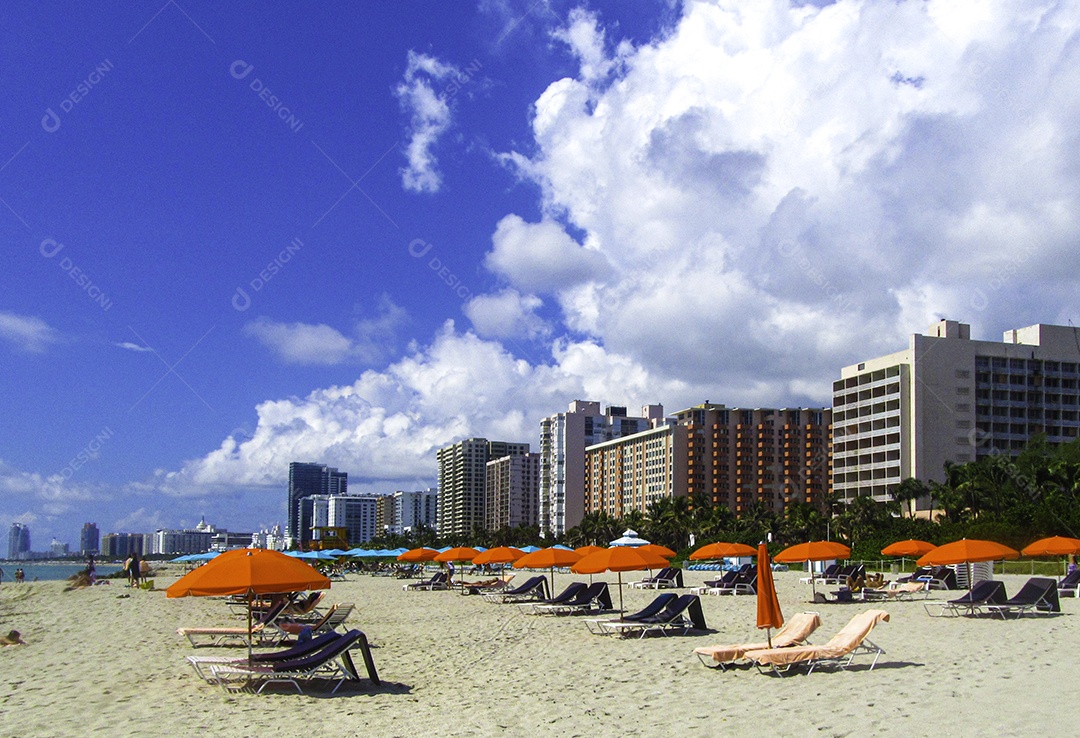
[129,551,141,588]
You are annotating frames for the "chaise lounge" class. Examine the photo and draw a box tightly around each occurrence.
[745,609,889,675]
[693,611,822,670]
[986,577,1061,618]
[924,579,1007,617]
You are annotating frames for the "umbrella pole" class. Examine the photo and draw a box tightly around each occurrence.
[766,627,773,649]
[246,589,254,666]
[618,572,624,620]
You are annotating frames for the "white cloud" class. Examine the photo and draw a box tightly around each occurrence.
[0,312,57,353]
[244,297,408,366]
[131,0,1080,507]
[114,341,153,353]
[396,51,461,193]
[464,288,550,340]
[483,214,611,294]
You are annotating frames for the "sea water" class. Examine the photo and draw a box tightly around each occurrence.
[0,562,123,582]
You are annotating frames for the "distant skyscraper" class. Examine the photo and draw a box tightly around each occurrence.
[391,489,438,534]
[436,439,529,539]
[287,462,347,546]
[80,523,99,555]
[538,401,663,537]
[486,453,541,530]
[8,523,31,560]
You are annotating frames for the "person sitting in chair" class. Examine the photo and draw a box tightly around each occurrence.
[845,573,866,592]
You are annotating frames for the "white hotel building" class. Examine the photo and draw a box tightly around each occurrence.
[833,320,1080,511]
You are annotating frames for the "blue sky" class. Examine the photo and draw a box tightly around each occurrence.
[3,0,1079,548]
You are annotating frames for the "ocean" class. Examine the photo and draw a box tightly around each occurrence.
[0,562,123,583]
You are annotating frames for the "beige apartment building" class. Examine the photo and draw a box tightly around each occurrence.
[673,404,832,514]
[833,320,1080,511]
[584,422,688,518]
[485,452,541,530]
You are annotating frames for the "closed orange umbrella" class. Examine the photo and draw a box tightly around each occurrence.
[775,540,851,599]
[756,543,783,647]
[397,547,439,563]
[881,540,937,557]
[916,539,1019,567]
[689,542,757,560]
[472,546,524,565]
[166,548,330,663]
[1021,536,1080,557]
[515,547,582,594]
[571,547,670,617]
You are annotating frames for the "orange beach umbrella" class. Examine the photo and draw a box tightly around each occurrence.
[574,545,605,557]
[775,540,851,600]
[916,539,1019,567]
[881,540,937,558]
[1021,536,1080,557]
[515,547,582,594]
[472,546,524,566]
[689,542,757,560]
[397,547,439,563]
[166,548,330,662]
[572,547,670,617]
[435,547,481,590]
[756,543,783,647]
[638,543,677,559]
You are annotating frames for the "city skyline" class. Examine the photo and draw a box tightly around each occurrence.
[4,2,1079,544]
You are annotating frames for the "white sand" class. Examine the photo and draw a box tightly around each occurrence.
[0,567,1075,737]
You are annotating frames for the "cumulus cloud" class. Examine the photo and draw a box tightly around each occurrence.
[396,51,466,193]
[490,0,1080,396]
[483,214,611,294]
[244,297,408,366]
[464,288,550,340]
[0,312,57,353]
[127,0,1080,509]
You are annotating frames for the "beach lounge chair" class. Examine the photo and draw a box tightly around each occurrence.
[924,579,1007,617]
[745,609,889,675]
[713,567,757,596]
[599,594,707,638]
[277,602,355,638]
[209,629,380,694]
[986,577,1061,619]
[584,593,678,635]
[187,630,345,681]
[402,571,448,591]
[177,600,291,648]
[629,568,684,589]
[692,567,742,595]
[464,573,515,595]
[1057,569,1080,598]
[283,591,326,618]
[519,582,588,614]
[800,563,840,585]
[861,581,926,601]
[531,582,613,615]
[484,575,548,603]
[693,611,822,669]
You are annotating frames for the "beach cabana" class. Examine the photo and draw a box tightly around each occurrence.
[609,529,649,547]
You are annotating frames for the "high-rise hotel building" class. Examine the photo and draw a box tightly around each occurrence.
[286,462,347,547]
[832,320,1080,511]
[538,401,664,537]
[436,439,530,539]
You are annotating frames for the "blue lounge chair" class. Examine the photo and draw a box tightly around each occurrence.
[598,594,707,638]
[924,579,1007,617]
[987,577,1061,618]
[484,575,549,603]
[585,593,678,635]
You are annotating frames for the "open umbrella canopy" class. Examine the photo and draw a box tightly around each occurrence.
[572,546,670,616]
[1021,536,1080,557]
[514,547,581,569]
[166,548,330,598]
[574,545,605,557]
[689,542,757,560]
[572,547,670,575]
[518,545,542,553]
[609,529,649,547]
[472,546,524,565]
[881,540,938,557]
[756,543,783,642]
[638,543,677,559]
[434,547,480,563]
[774,540,851,563]
[397,547,439,563]
[916,539,1019,567]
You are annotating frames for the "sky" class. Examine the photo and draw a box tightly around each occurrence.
[2,0,1079,548]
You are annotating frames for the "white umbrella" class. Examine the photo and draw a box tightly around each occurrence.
[609,529,650,547]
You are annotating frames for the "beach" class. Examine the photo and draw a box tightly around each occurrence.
[0,567,1074,737]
